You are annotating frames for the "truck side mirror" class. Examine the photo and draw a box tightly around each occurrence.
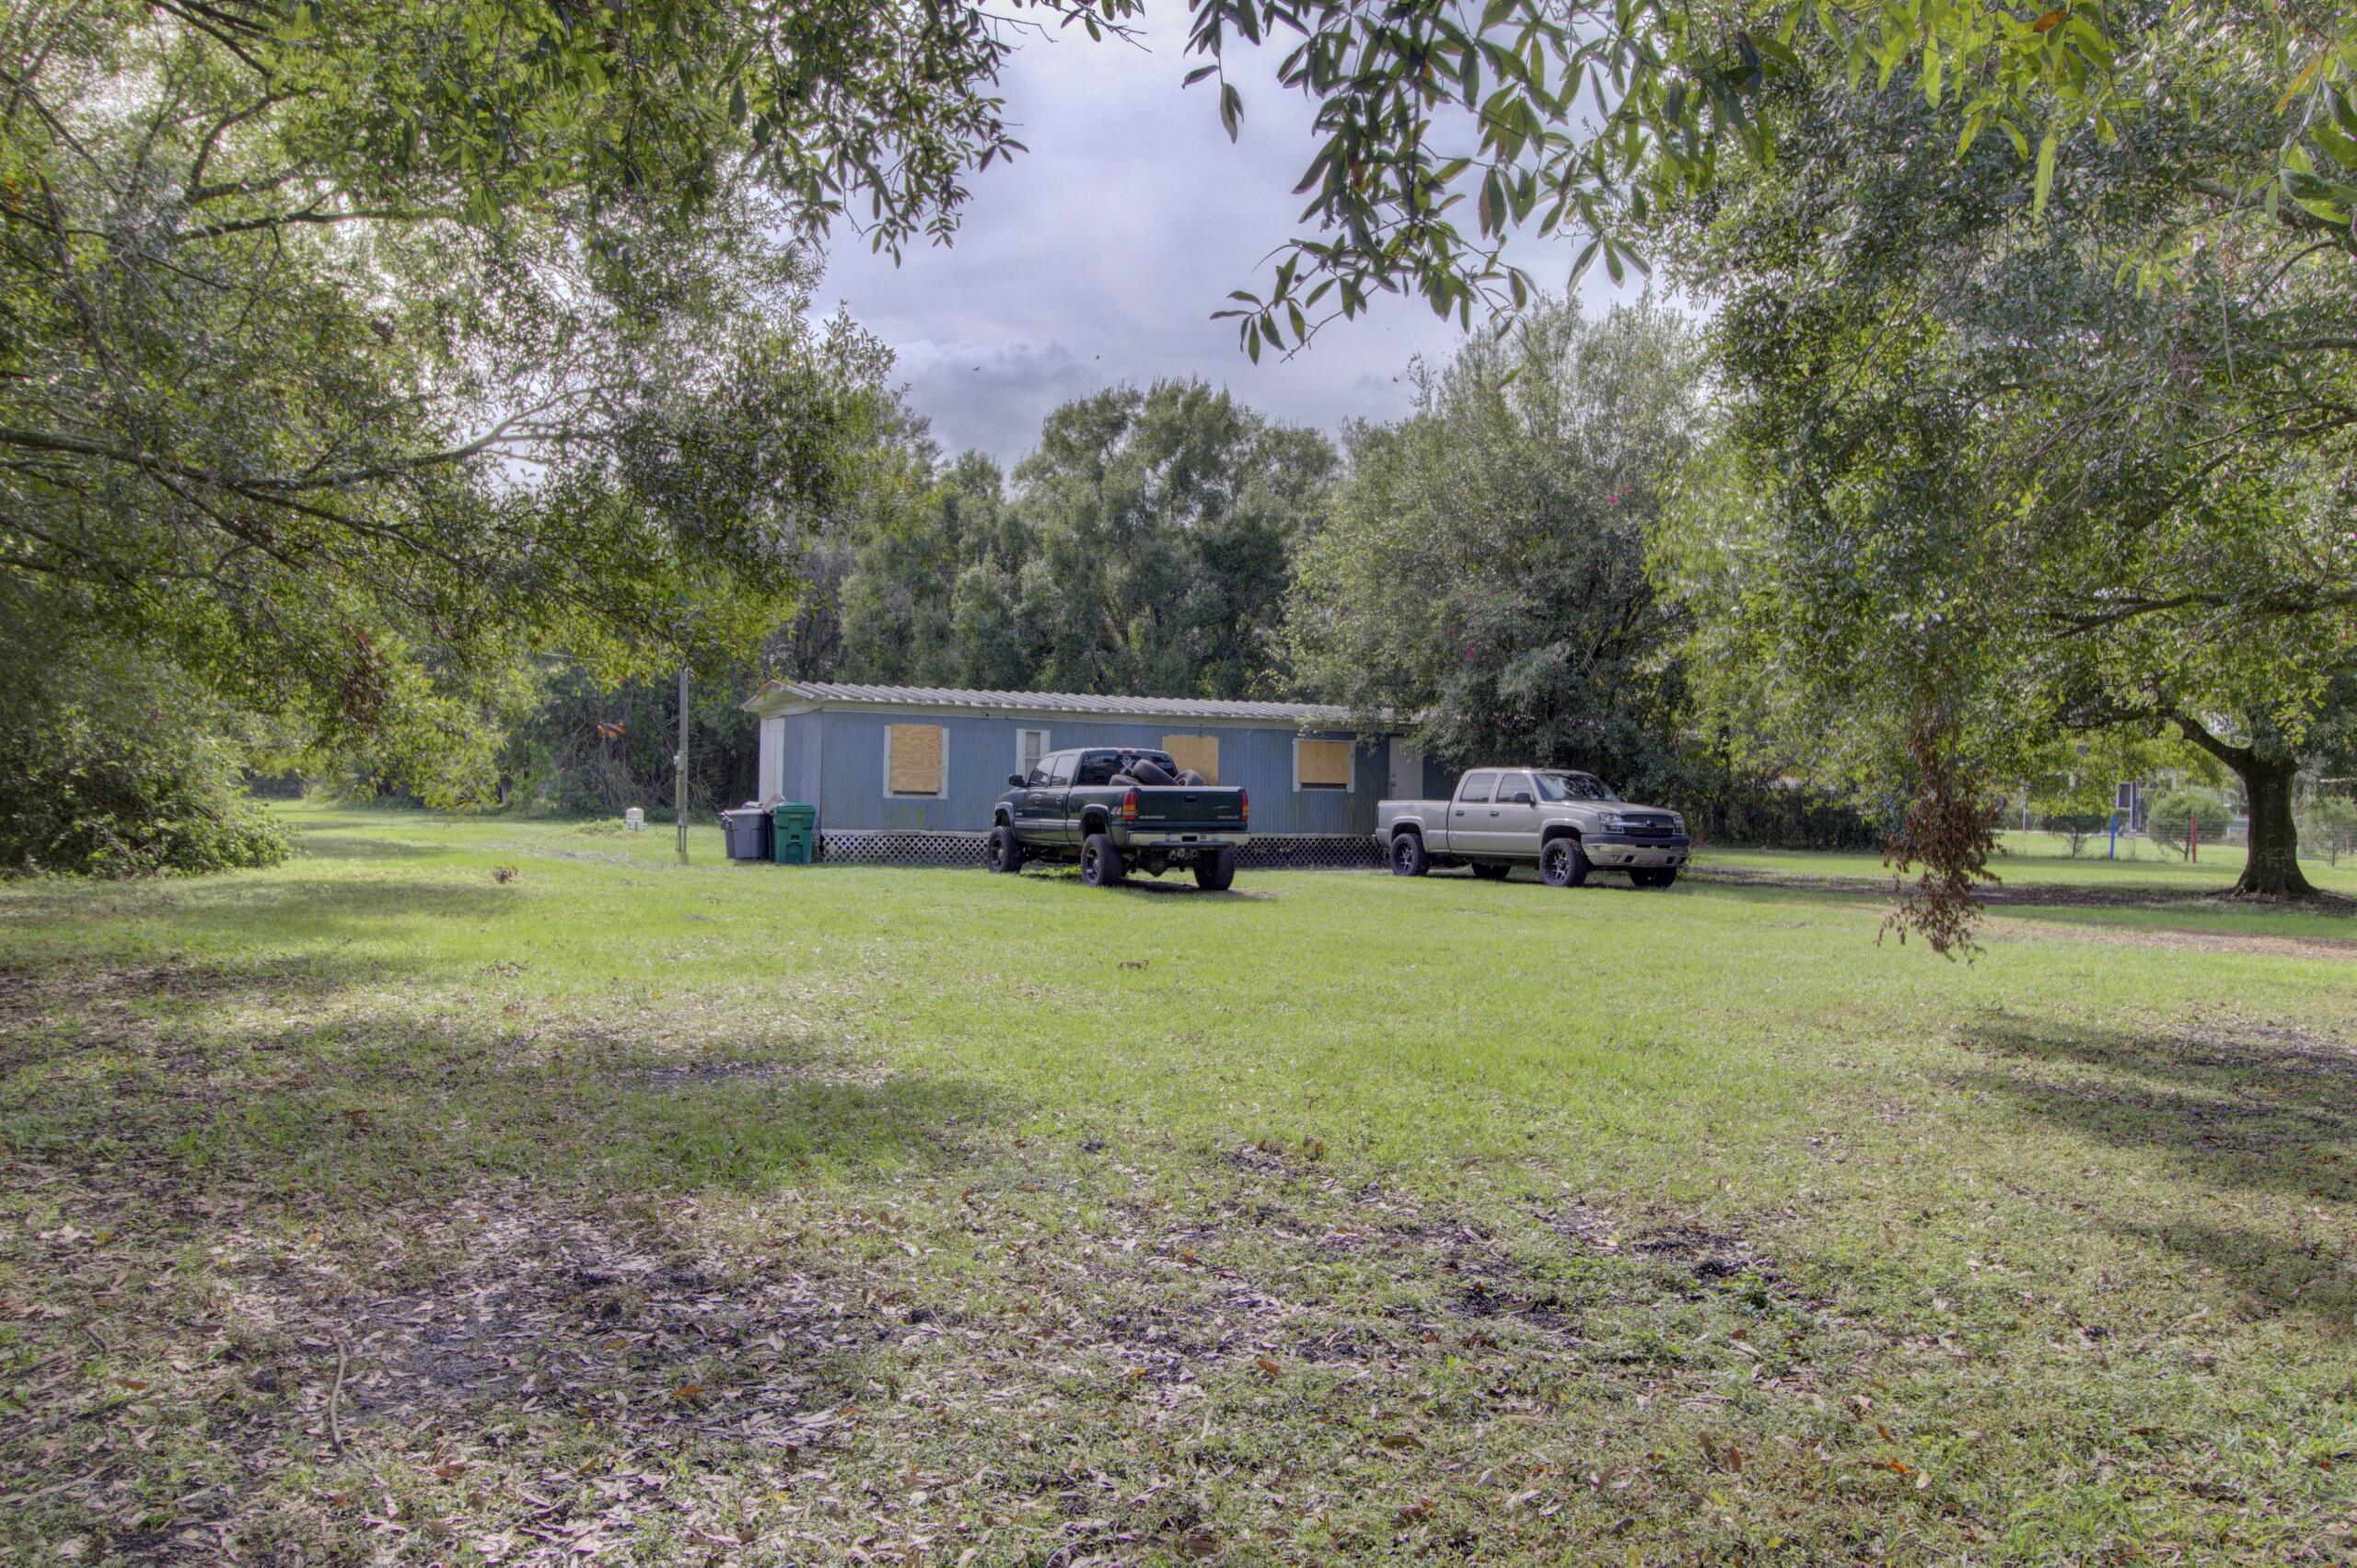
[1509,789,1534,805]
[1008,773,1028,788]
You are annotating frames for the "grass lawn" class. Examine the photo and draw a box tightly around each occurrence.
[1702,829,2357,900]
[5,803,2356,1566]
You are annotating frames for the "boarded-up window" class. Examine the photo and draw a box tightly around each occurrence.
[886,724,946,796]
[1162,735,1220,783]
[1295,738,1353,791]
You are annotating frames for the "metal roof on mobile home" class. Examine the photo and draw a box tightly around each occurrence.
[743,681,1396,730]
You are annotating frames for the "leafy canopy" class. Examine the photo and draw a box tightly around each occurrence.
[1284,296,1709,790]
[1652,14,2356,898]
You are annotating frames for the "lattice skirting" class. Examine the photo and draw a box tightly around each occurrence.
[815,830,987,867]
[810,830,1384,871]
[1236,834,1387,870]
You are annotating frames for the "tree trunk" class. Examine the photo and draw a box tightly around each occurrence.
[2233,749,2314,897]
[2165,709,2316,898]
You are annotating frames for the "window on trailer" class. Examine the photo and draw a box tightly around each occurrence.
[1295,738,1354,792]
[1016,727,1051,781]
[1162,736,1219,782]
[886,724,946,797]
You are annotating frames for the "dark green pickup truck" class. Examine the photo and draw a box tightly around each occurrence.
[987,747,1249,889]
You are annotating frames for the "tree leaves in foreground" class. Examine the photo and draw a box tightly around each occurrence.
[1193,0,2355,360]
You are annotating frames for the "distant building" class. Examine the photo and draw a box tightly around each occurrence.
[2116,779,2150,833]
[742,681,1444,864]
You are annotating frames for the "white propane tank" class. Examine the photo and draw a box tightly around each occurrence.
[623,807,644,831]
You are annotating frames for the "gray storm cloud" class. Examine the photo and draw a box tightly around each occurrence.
[819,11,1629,466]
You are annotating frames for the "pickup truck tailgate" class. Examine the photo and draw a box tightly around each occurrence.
[1130,786,1246,827]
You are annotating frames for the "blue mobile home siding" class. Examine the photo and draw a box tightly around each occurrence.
[787,712,824,807]
[791,708,1389,836]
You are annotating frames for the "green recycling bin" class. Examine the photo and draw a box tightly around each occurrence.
[771,802,817,865]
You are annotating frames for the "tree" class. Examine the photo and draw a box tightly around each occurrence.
[2149,788,2233,860]
[1654,33,2357,902]
[838,382,1333,699]
[3,2,922,819]
[1286,297,1708,790]
[2301,793,2357,868]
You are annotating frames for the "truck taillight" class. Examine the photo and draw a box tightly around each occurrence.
[1121,787,1138,821]
[1238,787,1249,823]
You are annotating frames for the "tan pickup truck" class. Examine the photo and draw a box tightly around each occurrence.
[1375,768,1690,888]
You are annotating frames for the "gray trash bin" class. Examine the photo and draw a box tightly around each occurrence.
[721,807,773,862]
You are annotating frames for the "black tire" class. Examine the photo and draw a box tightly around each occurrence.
[1631,866,1679,889]
[1193,848,1237,891]
[1080,832,1126,888]
[985,824,1026,874]
[1539,835,1590,889]
[1470,862,1512,881]
[1389,831,1430,877]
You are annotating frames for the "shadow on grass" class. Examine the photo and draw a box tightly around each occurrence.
[293,831,453,861]
[1,992,1017,1502]
[9,963,1012,1199]
[150,872,518,937]
[1956,1013,2357,1321]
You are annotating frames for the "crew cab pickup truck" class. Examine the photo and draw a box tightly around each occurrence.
[988,747,1248,889]
[1376,768,1689,888]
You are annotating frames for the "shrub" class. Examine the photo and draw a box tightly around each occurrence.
[1682,778,1886,851]
[0,644,292,878]
[2039,811,2113,856]
[2300,793,2357,867]
[2147,787,2232,858]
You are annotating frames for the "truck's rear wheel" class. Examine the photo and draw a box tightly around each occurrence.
[985,824,1025,874]
[1192,848,1237,891]
[1470,862,1511,881]
[1389,832,1430,877]
[1540,837,1589,889]
[1080,832,1126,888]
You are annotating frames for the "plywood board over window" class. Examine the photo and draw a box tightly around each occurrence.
[1296,738,1354,791]
[886,724,946,796]
[1161,735,1220,783]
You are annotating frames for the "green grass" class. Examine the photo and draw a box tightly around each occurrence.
[1703,827,2357,898]
[4,802,2356,1565]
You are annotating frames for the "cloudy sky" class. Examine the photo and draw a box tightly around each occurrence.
[818,10,1634,468]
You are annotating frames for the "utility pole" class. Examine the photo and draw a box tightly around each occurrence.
[675,665,690,863]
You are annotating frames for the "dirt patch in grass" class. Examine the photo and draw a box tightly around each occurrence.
[1,1150,889,1564]
[6,1092,1865,1566]
[1980,917,2357,962]
[623,1058,891,1091]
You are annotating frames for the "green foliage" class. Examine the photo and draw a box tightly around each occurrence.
[839,382,1334,699]
[2296,793,2357,867]
[1195,1,2354,356]
[3,3,923,854]
[2148,788,2233,858]
[0,627,289,877]
[1654,29,2357,896]
[1287,297,1708,794]
[495,658,767,817]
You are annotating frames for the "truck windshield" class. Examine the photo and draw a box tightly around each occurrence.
[1535,772,1619,802]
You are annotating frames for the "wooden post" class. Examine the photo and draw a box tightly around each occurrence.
[676,666,690,863]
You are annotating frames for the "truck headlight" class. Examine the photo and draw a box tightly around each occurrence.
[1670,812,1686,833]
[1598,810,1628,830]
